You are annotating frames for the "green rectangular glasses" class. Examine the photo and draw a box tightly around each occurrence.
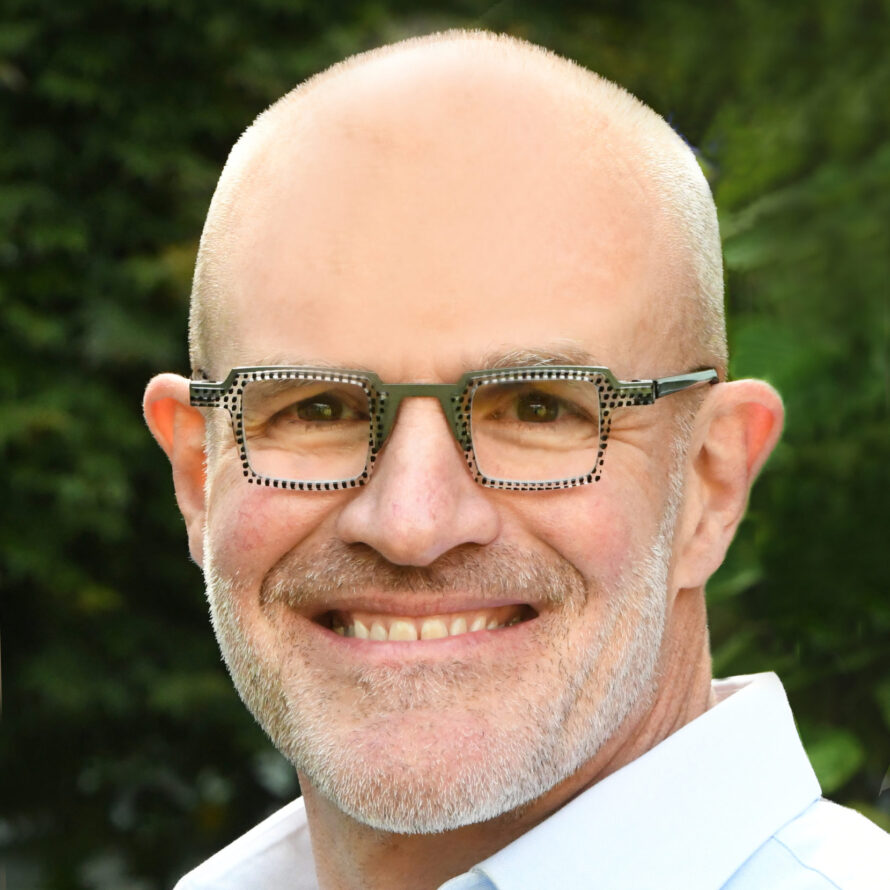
[190,365,718,491]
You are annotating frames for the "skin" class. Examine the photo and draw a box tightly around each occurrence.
[145,39,783,890]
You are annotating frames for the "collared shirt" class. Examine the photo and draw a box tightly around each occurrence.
[173,673,890,889]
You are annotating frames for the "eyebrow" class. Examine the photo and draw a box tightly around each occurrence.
[243,354,377,374]
[225,342,606,380]
[478,343,606,370]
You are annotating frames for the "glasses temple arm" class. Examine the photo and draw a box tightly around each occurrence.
[653,369,719,399]
[189,379,228,408]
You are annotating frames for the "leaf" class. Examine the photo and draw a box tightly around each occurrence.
[875,679,890,732]
[800,726,866,794]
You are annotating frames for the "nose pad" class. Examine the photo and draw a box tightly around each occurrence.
[336,398,499,566]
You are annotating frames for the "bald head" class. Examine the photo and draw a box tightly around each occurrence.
[190,30,726,380]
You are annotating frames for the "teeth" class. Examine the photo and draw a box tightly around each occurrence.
[370,621,387,641]
[330,605,531,641]
[449,616,467,636]
[389,620,418,642]
[420,618,449,640]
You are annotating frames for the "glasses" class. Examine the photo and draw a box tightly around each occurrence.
[190,365,717,492]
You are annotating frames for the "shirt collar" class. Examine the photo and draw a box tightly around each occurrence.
[454,673,821,890]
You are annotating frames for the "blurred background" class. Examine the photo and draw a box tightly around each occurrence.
[1,1,888,887]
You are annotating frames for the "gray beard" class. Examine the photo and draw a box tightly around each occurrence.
[204,515,674,834]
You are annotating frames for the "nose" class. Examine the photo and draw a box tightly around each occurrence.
[335,398,500,566]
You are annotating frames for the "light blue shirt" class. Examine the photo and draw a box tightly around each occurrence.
[174,673,890,889]
[440,673,888,889]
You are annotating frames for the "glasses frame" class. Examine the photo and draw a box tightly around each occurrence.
[190,365,718,492]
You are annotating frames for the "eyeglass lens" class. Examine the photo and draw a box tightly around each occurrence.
[241,378,372,482]
[470,379,601,483]
[239,376,603,485]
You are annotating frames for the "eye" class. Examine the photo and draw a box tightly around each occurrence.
[515,391,561,423]
[292,394,346,422]
[474,381,598,429]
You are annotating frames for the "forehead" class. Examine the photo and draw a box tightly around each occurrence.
[214,51,685,381]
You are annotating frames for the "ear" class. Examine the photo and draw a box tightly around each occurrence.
[673,380,784,590]
[143,373,207,567]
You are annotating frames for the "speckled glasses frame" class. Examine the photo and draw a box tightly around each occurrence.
[190,365,718,492]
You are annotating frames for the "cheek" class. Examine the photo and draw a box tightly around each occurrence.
[205,477,342,586]
[517,481,657,589]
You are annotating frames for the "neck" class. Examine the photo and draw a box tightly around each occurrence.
[302,587,712,890]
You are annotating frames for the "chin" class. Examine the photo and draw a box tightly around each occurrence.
[284,713,577,834]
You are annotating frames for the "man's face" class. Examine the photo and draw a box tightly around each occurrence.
[200,60,691,832]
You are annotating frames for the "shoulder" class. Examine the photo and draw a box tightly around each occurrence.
[774,799,890,886]
[173,798,317,890]
[726,799,890,889]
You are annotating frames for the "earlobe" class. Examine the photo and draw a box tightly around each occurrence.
[673,380,784,590]
[143,373,208,567]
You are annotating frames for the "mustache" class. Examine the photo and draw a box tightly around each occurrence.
[259,541,588,609]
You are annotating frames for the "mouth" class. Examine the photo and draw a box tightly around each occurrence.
[314,604,538,642]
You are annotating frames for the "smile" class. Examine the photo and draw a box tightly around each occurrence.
[318,604,537,642]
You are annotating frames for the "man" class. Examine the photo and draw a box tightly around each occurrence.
[144,30,889,890]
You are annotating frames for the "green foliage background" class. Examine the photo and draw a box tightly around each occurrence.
[1,1,888,887]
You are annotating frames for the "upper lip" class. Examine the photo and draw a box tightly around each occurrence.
[298,595,538,623]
